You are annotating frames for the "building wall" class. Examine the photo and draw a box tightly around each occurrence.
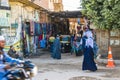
[33,0,63,11]
[49,0,54,11]
[33,0,49,10]
[9,2,40,23]
[4,1,40,46]
[33,0,64,22]
[54,3,63,12]
[33,0,55,11]
[33,0,56,22]
[40,12,48,23]
[96,30,120,59]
[53,0,63,12]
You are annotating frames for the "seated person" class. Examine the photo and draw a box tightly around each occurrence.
[8,45,19,59]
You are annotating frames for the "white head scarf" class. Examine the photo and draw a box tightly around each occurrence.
[83,30,94,48]
[0,36,5,41]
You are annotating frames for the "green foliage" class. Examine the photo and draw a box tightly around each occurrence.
[81,0,120,30]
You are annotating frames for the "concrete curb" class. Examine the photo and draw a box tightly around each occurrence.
[97,58,120,65]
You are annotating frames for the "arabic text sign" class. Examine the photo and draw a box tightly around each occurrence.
[0,10,10,27]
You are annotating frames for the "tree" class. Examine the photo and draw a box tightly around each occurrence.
[81,0,120,30]
[81,0,120,50]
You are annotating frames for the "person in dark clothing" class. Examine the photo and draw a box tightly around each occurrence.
[82,26,97,72]
[70,34,75,55]
[8,45,20,59]
[74,36,83,56]
[52,34,61,59]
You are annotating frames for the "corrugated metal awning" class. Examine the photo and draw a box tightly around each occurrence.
[49,11,82,18]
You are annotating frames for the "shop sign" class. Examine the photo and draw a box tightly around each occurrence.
[0,10,10,27]
[11,23,18,28]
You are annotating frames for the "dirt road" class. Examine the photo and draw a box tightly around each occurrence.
[28,53,120,80]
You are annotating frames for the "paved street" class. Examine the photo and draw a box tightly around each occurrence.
[25,50,120,80]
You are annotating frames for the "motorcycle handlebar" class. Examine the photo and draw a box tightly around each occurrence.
[10,60,35,69]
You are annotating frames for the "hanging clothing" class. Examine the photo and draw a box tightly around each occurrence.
[34,22,41,36]
[21,23,26,39]
[40,39,46,48]
[30,21,34,36]
[43,23,47,34]
[38,35,43,41]
[47,23,51,32]
[82,29,97,71]
[25,23,30,35]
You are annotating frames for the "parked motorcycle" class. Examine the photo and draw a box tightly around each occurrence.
[5,61,38,80]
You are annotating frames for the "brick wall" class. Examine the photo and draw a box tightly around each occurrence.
[33,0,54,11]
[33,0,63,11]
[33,0,49,9]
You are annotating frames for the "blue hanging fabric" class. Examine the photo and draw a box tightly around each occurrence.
[40,39,46,48]
[43,23,47,34]
[47,23,50,32]
[25,23,29,35]
[39,23,42,35]
[50,23,52,31]
[40,23,43,34]
[26,35,30,53]
[34,22,37,35]
[35,36,38,49]
[43,23,47,39]
[34,22,41,36]
[34,22,37,36]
